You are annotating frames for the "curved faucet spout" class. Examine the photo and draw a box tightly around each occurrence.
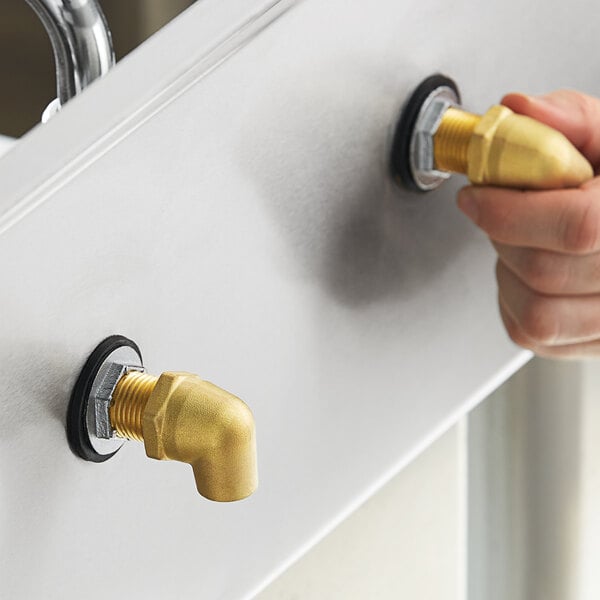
[24,0,115,109]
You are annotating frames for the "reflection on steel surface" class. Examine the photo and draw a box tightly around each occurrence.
[24,0,114,109]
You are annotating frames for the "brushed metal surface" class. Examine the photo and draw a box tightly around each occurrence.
[0,0,596,597]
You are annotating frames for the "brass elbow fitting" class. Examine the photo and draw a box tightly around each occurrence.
[109,371,258,502]
[393,74,594,192]
[67,336,258,502]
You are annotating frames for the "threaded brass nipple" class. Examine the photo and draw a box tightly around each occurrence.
[433,107,480,174]
[109,371,158,441]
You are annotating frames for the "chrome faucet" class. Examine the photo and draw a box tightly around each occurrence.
[24,0,115,119]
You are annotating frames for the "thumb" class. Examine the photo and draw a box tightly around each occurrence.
[501,90,600,170]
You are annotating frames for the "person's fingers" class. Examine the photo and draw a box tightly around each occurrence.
[530,341,600,358]
[496,260,600,345]
[502,90,600,169]
[479,89,600,358]
[499,301,600,358]
[493,241,600,295]
[457,177,600,254]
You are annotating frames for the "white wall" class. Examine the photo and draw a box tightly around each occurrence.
[467,359,598,600]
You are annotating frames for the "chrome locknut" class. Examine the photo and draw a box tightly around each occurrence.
[67,335,144,461]
[409,86,460,191]
[391,74,461,192]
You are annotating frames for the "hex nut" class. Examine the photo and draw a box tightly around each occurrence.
[467,104,513,184]
[409,86,460,191]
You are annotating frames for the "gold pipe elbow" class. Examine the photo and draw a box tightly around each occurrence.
[434,105,593,189]
[110,371,258,502]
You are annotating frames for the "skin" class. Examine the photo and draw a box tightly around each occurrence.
[457,90,600,358]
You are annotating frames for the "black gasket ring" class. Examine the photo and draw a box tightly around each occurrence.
[66,335,142,463]
[390,74,461,192]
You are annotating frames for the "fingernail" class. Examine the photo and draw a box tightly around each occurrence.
[457,188,479,223]
[531,92,570,111]
[530,94,555,107]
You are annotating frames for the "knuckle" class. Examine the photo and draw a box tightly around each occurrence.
[563,197,600,254]
[504,317,533,348]
[575,91,600,134]
[499,300,536,349]
[518,295,558,344]
[520,251,570,294]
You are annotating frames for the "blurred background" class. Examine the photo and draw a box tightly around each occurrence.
[0,0,195,137]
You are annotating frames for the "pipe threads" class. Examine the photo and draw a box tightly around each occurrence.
[110,371,159,441]
[433,108,480,174]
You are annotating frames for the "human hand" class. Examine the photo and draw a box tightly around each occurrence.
[457,90,600,358]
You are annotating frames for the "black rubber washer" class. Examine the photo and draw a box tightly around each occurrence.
[67,335,142,463]
[390,74,461,192]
